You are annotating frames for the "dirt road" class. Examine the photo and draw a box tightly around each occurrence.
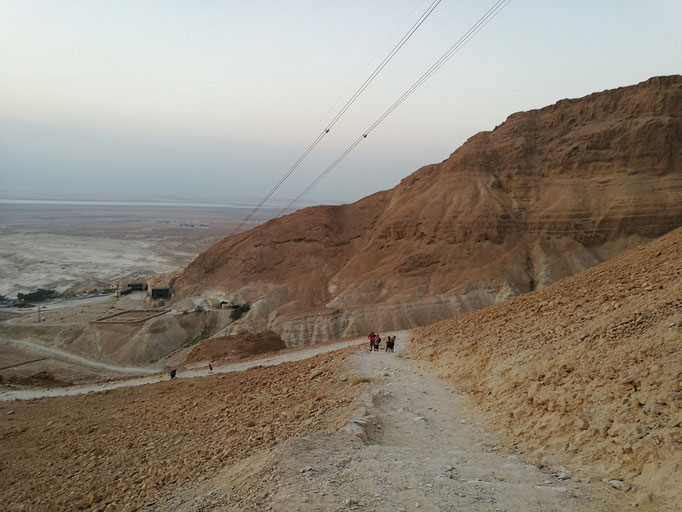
[169,334,635,511]
[0,335,156,376]
[0,336,369,401]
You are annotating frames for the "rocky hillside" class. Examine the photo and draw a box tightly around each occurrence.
[181,330,286,365]
[175,75,682,345]
[0,350,360,510]
[408,226,682,507]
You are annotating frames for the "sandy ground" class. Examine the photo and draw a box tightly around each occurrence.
[0,233,191,296]
[408,227,682,509]
[152,336,637,512]
[0,333,639,512]
[0,336,156,378]
[0,293,158,386]
[0,202,279,297]
[5,293,150,325]
[0,343,363,511]
[0,336,369,401]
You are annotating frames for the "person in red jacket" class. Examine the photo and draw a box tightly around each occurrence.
[368,331,376,352]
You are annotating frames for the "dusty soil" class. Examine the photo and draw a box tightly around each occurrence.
[408,227,682,508]
[0,200,279,298]
[5,294,137,325]
[0,336,131,386]
[182,330,287,365]
[0,348,362,511]
[148,337,638,512]
[2,370,73,388]
[0,311,22,321]
[0,292,219,378]
[0,334,643,512]
[0,337,369,401]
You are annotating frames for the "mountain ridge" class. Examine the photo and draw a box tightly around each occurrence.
[174,75,682,345]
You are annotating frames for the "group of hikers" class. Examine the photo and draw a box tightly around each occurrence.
[168,334,396,380]
[368,332,396,352]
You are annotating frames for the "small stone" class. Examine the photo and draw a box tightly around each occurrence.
[574,417,589,430]
[344,498,357,506]
[634,492,653,505]
[609,479,632,492]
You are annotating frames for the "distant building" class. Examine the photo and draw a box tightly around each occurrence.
[146,275,175,303]
[118,279,147,296]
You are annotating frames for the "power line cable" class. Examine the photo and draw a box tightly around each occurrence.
[254,0,434,203]
[230,0,442,235]
[279,0,511,216]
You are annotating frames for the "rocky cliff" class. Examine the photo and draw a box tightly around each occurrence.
[174,76,682,345]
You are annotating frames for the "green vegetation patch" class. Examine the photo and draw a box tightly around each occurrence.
[17,288,60,302]
[184,329,211,349]
[230,303,251,321]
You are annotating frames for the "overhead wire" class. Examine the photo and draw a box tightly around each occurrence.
[251,0,435,207]
[230,0,442,235]
[278,0,511,216]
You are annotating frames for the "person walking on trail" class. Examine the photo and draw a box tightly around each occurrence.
[208,361,214,373]
[374,334,381,352]
[170,369,177,379]
[368,331,376,352]
[387,335,395,353]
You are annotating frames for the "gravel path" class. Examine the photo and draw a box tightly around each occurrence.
[0,336,368,401]
[189,333,633,511]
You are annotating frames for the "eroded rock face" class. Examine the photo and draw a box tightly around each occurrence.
[174,76,682,345]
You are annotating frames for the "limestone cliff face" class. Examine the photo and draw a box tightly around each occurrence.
[175,76,682,345]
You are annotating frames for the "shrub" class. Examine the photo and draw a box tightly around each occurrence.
[230,303,251,321]
[17,289,60,302]
[184,329,211,348]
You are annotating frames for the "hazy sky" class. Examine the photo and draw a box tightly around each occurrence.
[1,1,681,205]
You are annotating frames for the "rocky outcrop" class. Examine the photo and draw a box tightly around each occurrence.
[182,329,286,364]
[174,76,682,345]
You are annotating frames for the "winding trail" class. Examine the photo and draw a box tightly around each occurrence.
[0,336,156,376]
[0,336,369,401]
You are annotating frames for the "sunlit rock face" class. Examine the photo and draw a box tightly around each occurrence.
[174,76,682,345]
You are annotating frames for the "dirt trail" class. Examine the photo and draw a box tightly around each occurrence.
[0,336,157,375]
[0,336,368,401]
[173,334,635,511]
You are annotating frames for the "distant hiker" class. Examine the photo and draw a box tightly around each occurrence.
[208,361,214,373]
[170,369,177,379]
[374,334,381,351]
[387,336,395,353]
[368,331,376,352]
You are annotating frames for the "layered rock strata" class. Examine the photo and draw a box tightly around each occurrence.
[175,76,682,345]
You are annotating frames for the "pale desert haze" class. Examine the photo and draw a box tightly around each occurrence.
[1,1,682,511]
[0,200,278,297]
[1,77,681,512]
